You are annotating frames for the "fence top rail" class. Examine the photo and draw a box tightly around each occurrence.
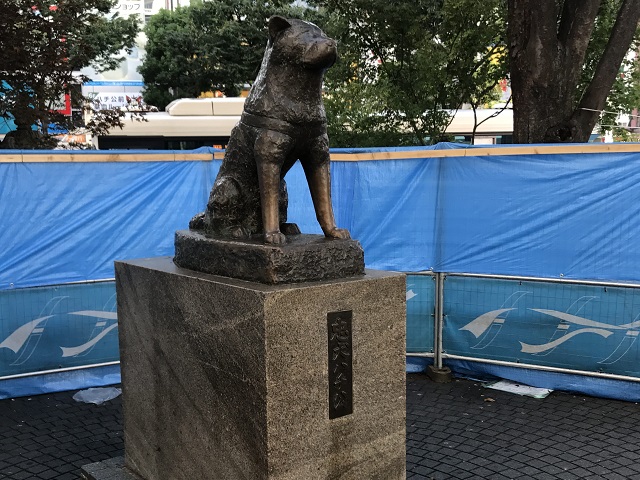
[0,152,213,163]
[329,143,640,161]
[2,143,640,163]
[440,271,640,289]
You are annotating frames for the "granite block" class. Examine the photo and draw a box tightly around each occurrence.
[81,457,142,480]
[173,230,365,284]
[115,257,405,480]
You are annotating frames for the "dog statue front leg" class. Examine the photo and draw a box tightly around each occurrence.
[306,162,351,240]
[302,136,351,240]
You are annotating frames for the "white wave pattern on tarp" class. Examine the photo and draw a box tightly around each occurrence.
[0,316,53,353]
[60,323,119,357]
[520,328,613,354]
[69,310,118,320]
[530,309,640,330]
[459,309,515,338]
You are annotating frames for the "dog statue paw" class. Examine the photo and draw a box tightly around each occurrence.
[264,231,287,245]
[324,227,351,240]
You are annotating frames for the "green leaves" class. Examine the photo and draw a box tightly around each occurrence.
[0,0,140,148]
[139,0,306,109]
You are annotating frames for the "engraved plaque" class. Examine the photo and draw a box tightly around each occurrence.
[328,310,353,419]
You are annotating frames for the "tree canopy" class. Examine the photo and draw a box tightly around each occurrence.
[508,0,640,143]
[582,0,640,140]
[312,0,507,147]
[139,0,309,110]
[139,0,640,146]
[0,0,140,148]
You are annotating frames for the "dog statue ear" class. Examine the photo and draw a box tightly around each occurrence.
[268,16,291,41]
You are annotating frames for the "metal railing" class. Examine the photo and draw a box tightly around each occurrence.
[407,271,640,383]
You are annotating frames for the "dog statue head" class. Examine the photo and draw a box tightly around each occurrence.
[267,16,338,71]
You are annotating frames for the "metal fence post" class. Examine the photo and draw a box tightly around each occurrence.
[434,272,444,369]
[428,272,452,382]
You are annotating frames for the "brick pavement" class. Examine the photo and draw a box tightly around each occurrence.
[406,374,640,480]
[0,389,122,479]
[1,374,640,479]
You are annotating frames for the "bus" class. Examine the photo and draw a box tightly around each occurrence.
[96,97,515,150]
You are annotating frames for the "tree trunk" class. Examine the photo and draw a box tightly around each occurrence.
[1,125,40,150]
[508,0,640,143]
[2,88,61,149]
[5,114,57,150]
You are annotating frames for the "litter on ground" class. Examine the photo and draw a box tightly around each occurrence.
[72,386,122,405]
[484,379,552,399]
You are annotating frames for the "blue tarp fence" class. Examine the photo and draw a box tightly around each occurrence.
[3,143,640,400]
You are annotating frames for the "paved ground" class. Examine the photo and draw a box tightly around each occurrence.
[406,375,640,480]
[1,374,640,479]
[0,388,122,479]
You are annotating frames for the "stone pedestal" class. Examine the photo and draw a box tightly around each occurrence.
[114,257,406,480]
[174,230,365,284]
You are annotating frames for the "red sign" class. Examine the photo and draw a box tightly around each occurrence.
[51,93,71,115]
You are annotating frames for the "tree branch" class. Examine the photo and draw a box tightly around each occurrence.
[557,0,600,51]
[575,0,640,121]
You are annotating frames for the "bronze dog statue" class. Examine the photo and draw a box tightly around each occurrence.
[190,16,350,245]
